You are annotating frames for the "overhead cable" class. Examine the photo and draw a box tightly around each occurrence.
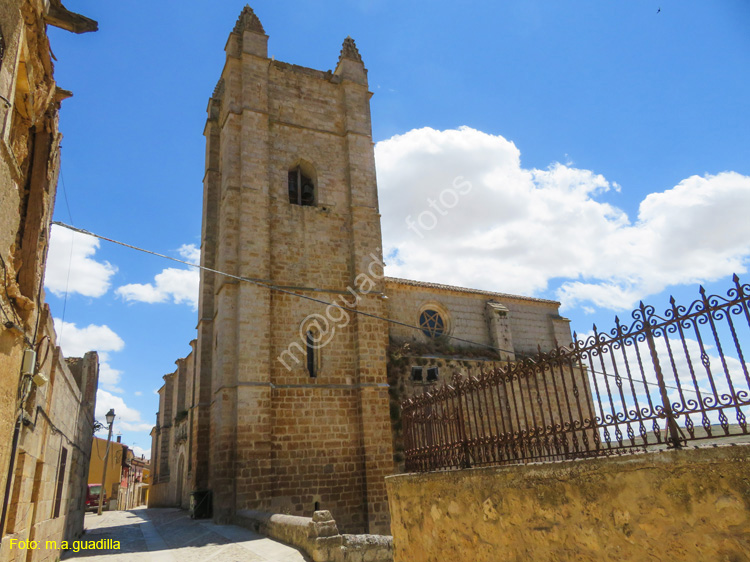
[51,221,708,396]
[52,221,512,355]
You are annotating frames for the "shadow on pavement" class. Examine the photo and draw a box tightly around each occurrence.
[62,507,310,561]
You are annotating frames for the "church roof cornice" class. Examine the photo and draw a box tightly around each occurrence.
[384,276,560,305]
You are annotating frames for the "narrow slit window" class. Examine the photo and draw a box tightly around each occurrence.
[411,366,423,382]
[306,330,317,378]
[0,25,5,74]
[288,166,315,206]
[426,367,439,382]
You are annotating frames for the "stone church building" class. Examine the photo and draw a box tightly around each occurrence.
[150,6,572,535]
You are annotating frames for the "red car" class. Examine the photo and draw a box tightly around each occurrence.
[86,483,107,511]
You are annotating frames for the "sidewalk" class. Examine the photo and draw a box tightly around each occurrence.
[62,507,309,562]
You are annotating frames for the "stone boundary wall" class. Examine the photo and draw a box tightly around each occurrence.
[386,445,750,562]
[235,509,393,562]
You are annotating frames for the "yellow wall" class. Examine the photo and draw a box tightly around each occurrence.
[387,445,750,562]
[88,437,126,500]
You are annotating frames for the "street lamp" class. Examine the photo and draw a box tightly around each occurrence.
[97,409,115,516]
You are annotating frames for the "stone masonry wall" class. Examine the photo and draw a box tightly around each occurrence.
[236,509,393,562]
[192,9,393,535]
[384,280,577,471]
[385,279,569,356]
[387,354,506,470]
[0,4,95,560]
[150,343,194,509]
[0,0,64,521]
[1,311,98,562]
[386,445,750,562]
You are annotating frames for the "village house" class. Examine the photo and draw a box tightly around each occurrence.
[0,1,98,560]
[87,436,132,512]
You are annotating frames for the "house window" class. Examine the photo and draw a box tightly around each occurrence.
[53,447,68,518]
[410,366,423,382]
[306,330,317,378]
[288,166,315,206]
[419,309,446,338]
[426,367,439,382]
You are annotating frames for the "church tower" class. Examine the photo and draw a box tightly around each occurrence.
[193,6,393,533]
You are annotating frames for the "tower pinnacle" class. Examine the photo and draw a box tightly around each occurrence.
[338,36,363,64]
[334,36,367,85]
[233,5,265,34]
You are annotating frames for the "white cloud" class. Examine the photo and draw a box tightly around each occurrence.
[95,390,153,440]
[97,353,124,394]
[45,224,117,298]
[376,126,750,311]
[95,389,145,425]
[134,391,143,397]
[178,244,201,265]
[115,246,200,310]
[121,422,155,432]
[54,319,124,356]
[54,320,125,394]
[131,445,150,460]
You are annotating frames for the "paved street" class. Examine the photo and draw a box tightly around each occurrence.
[62,507,309,562]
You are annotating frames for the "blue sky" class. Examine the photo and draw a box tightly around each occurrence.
[42,1,750,457]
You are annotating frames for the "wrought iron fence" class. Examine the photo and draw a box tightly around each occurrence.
[402,274,750,472]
